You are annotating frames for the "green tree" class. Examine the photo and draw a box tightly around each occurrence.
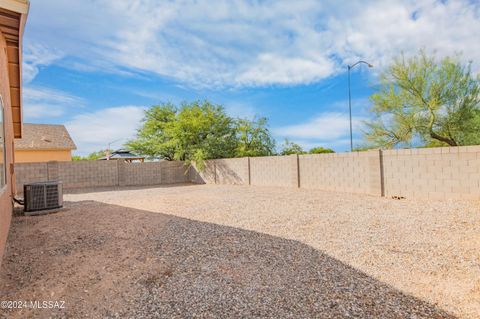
[127,101,237,168]
[235,117,275,157]
[352,145,377,152]
[280,139,305,155]
[86,150,108,160]
[72,150,107,161]
[364,51,480,148]
[309,146,334,154]
[126,103,177,160]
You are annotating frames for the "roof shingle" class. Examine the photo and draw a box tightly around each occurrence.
[14,123,77,150]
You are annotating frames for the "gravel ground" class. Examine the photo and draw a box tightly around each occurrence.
[0,184,478,318]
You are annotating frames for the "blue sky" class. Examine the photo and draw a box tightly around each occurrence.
[22,0,480,155]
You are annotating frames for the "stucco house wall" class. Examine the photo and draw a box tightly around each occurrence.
[14,149,72,163]
[0,28,15,265]
[0,0,28,265]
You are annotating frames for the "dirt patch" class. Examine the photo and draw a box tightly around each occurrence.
[1,201,170,318]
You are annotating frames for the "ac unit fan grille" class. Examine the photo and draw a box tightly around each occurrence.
[24,181,63,212]
[45,185,60,208]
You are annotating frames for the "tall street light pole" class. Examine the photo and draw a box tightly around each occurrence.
[348,60,373,151]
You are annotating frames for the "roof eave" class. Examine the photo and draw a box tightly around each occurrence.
[15,147,76,151]
[1,0,30,138]
[15,4,28,138]
[0,0,29,15]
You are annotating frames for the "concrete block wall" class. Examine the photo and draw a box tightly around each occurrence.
[119,161,184,186]
[15,160,190,193]
[190,158,250,185]
[159,161,190,184]
[215,158,250,185]
[189,161,216,184]
[14,162,48,191]
[190,146,480,199]
[250,155,298,187]
[57,160,118,189]
[14,145,480,199]
[193,153,376,193]
[383,146,480,199]
[298,150,382,196]
[119,161,189,186]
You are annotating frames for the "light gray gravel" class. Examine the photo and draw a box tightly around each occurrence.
[0,184,477,318]
[125,216,454,319]
[66,184,480,318]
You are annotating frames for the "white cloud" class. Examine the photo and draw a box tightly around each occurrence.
[65,106,146,155]
[24,0,480,87]
[273,112,364,141]
[237,54,335,86]
[23,86,84,120]
[326,0,480,71]
[224,102,258,120]
[273,108,370,151]
[23,43,63,83]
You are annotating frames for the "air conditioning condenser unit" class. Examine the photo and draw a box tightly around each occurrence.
[24,181,63,214]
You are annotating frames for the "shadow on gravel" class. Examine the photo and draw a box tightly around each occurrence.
[0,201,456,319]
[63,183,196,195]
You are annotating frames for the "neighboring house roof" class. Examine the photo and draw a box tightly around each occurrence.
[99,149,144,161]
[14,123,77,151]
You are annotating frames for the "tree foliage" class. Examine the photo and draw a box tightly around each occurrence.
[125,103,177,160]
[364,52,480,148]
[309,147,334,154]
[127,101,276,168]
[235,117,275,157]
[279,142,335,155]
[72,150,107,161]
[280,139,305,155]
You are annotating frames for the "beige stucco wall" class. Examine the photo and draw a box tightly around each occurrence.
[14,149,72,163]
[0,32,15,263]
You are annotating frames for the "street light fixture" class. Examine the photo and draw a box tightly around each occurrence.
[348,60,373,151]
[106,138,122,160]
